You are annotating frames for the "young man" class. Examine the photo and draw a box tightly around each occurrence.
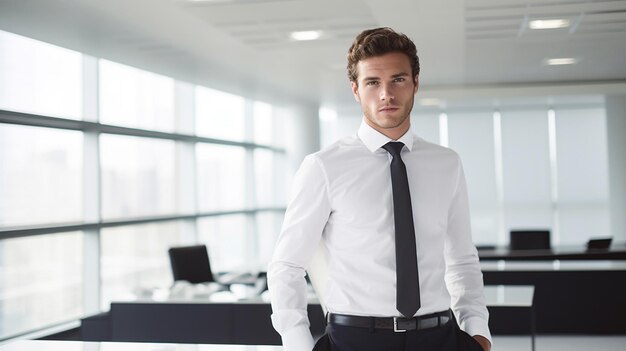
[268,27,492,351]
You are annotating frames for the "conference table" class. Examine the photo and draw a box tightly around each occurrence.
[480,260,626,334]
[477,243,626,260]
[0,340,281,351]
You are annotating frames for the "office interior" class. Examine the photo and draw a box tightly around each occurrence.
[0,0,625,350]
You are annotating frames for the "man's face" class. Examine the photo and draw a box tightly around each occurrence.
[351,52,418,138]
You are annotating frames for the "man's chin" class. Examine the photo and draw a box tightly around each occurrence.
[375,117,406,129]
[364,113,408,130]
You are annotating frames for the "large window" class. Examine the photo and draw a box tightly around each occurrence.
[253,101,274,146]
[554,107,610,244]
[0,30,287,340]
[448,111,499,245]
[100,135,177,219]
[99,60,175,132]
[196,144,247,211]
[0,31,82,119]
[196,87,245,141]
[0,124,83,227]
[0,232,83,339]
[254,149,287,208]
[256,212,284,268]
[500,109,553,233]
[254,100,286,148]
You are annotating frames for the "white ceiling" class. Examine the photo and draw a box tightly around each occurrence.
[1,0,625,113]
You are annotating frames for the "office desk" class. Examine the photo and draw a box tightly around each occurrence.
[0,340,281,351]
[82,286,534,345]
[482,260,626,334]
[101,294,324,345]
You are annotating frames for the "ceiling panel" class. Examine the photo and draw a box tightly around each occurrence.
[466,0,626,39]
[181,0,378,48]
[0,0,624,109]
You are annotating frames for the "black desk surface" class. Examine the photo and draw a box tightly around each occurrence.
[478,243,626,260]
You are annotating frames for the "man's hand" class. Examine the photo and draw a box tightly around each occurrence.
[473,335,491,351]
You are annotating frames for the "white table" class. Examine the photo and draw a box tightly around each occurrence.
[0,340,282,351]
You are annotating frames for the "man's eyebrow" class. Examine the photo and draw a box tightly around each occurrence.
[361,72,410,82]
[391,72,410,78]
[362,72,409,80]
[362,76,380,81]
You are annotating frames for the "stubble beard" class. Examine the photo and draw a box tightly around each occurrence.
[364,104,411,131]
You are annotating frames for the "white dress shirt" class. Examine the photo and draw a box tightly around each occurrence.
[268,121,491,350]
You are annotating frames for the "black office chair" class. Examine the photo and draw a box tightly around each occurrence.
[509,230,551,250]
[168,245,215,284]
[586,237,612,251]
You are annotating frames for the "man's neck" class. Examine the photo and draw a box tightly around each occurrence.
[364,118,410,141]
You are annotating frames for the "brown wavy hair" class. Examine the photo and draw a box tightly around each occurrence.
[347,27,420,84]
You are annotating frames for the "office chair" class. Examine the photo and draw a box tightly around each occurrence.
[168,245,215,284]
[586,237,612,251]
[509,230,551,251]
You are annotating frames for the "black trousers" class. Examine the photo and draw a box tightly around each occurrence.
[313,318,483,351]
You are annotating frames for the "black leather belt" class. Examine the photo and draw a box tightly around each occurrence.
[328,310,452,333]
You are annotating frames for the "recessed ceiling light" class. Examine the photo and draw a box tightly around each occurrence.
[290,30,322,41]
[529,19,571,30]
[544,57,578,66]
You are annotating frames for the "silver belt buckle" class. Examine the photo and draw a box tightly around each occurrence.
[393,317,407,333]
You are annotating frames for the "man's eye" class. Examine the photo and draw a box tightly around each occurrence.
[394,77,406,83]
[366,81,379,86]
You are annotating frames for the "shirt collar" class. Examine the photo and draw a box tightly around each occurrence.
[358,119,415,153]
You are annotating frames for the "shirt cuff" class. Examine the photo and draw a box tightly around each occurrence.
[459,316,492,346]
[280,325,315,351]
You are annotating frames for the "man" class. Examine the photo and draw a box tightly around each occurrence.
[268,27,491,351]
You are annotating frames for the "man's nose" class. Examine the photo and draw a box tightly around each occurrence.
[380,84,394,101]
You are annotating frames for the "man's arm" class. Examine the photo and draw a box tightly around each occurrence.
[444,156,493,347]
[267,155,331,351]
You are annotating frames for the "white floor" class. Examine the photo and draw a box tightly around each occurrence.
[493,335,626,351]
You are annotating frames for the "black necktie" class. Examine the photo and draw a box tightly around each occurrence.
[382,141,420,318]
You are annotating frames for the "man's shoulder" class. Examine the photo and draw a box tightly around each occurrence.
[414,136,456,154]
[412,136,462,163]
[313,134,363,161]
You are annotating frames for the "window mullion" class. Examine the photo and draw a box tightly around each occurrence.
[81,54,101,315]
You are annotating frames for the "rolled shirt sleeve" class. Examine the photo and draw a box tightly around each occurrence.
[268,155,331,351]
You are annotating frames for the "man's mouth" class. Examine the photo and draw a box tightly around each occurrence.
[379,106,399,112]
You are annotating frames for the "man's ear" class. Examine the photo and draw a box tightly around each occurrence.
[413,75,419,94]
[351,81,360,102]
